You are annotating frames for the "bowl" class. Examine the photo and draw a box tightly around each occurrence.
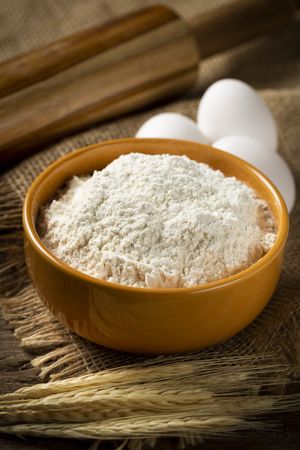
[23,138,289,353]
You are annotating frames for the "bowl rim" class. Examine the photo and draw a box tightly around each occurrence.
[23,138,289,294]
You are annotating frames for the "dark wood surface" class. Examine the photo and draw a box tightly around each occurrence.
[1,316,299,450]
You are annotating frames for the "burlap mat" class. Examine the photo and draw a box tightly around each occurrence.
[0,0,299,442]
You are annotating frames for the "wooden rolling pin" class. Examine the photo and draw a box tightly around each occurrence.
[0,0,298,166]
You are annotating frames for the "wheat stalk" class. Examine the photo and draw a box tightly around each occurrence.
[0,355,288,402]
[0,356,298,439]
[0,414,267,439]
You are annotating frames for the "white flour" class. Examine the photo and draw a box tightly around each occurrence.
[39,153,276,288]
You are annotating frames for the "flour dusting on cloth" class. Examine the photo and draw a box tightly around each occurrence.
[38,153,276,288]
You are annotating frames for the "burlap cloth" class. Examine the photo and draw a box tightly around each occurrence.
[0,0,299,442]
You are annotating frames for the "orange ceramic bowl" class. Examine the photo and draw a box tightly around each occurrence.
[23,139,289,353]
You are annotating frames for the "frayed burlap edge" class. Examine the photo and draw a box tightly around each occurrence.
[0,175,27,297]
[1,283,300,383]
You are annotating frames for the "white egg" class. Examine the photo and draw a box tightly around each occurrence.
[136,113,207,144]
[197,79,278,152]
[213,135,296,213]
[213,135,267,156]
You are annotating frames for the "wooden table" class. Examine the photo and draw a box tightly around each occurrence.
[1,317,299,450]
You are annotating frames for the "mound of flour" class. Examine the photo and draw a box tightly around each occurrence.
[39,153,276,288]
